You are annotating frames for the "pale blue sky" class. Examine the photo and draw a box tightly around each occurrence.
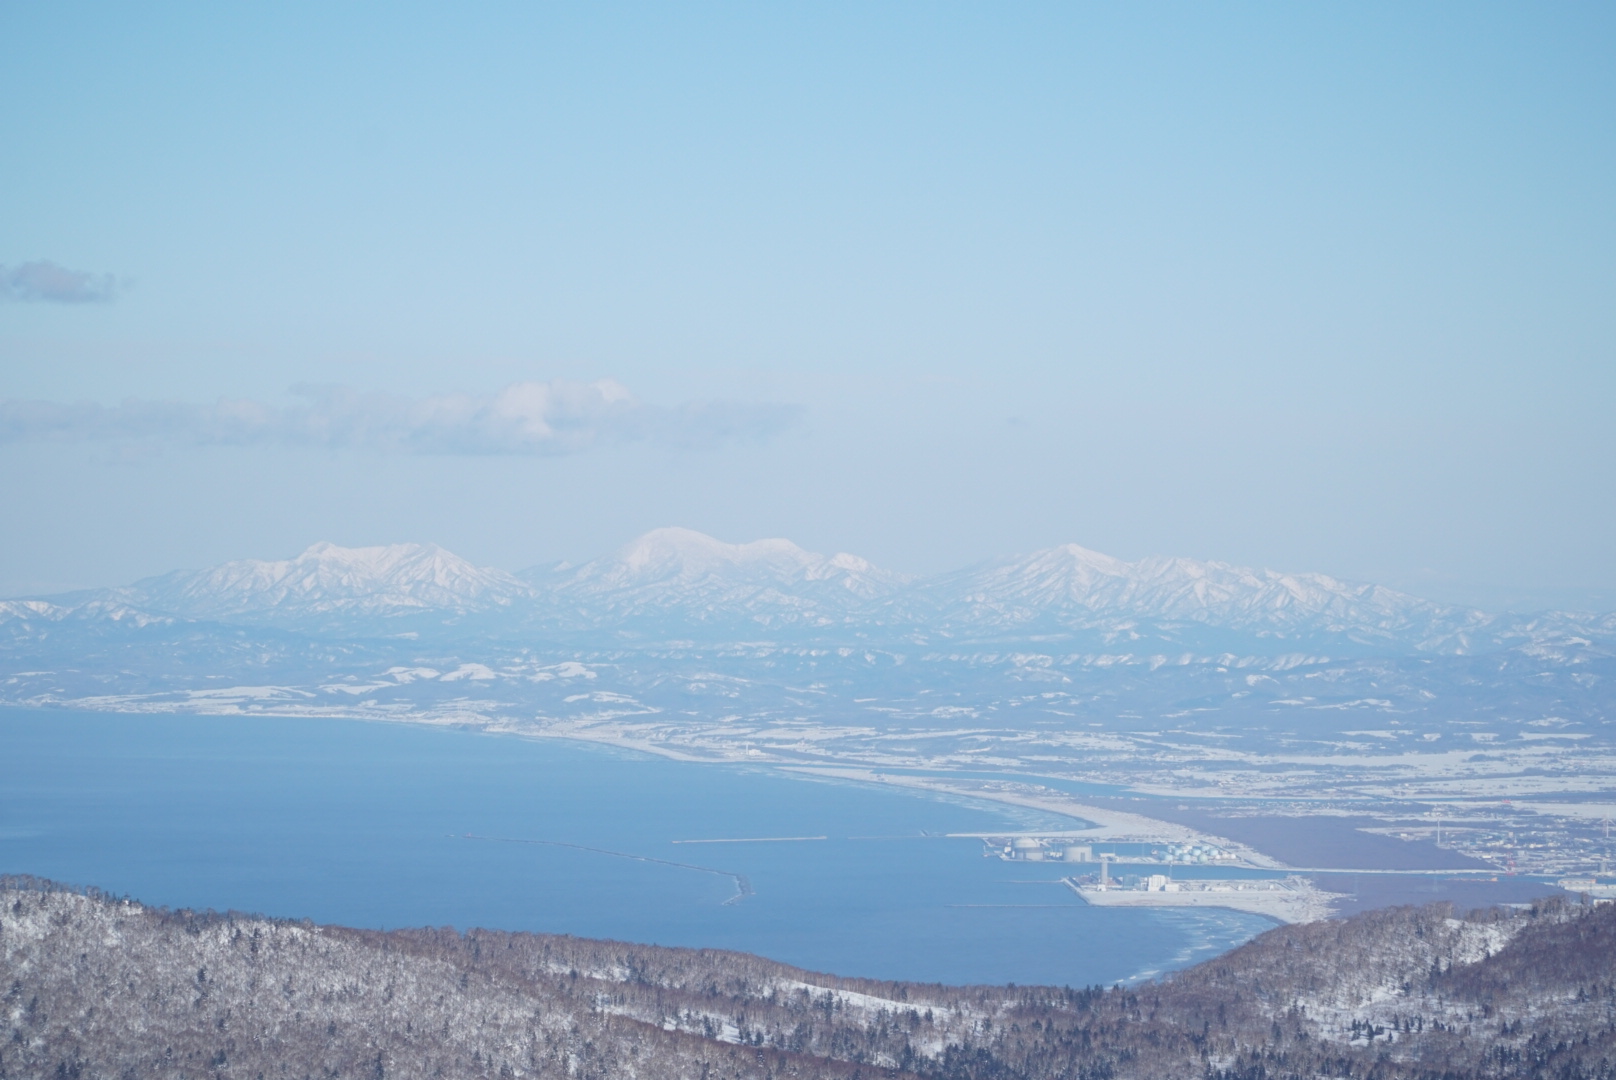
[2,2,1613,608]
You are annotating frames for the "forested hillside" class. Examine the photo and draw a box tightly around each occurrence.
[3,876,1613,1079]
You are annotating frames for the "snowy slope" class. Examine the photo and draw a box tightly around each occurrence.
[882,544,1501,650]
[6,531,1611,654]
[0,597,175,633]
[123,542,532,621]
[524,527,909,629]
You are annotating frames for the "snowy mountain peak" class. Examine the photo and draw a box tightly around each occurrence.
[545,528,909,620]
[990,544,1134,595]
[600,527,822,582]
[26,530,1591,653]
[905,542,1494,647]
[127,541,531,621]
[826,551,879,575]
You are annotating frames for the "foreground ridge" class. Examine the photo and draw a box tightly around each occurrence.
[3,876,1614,1079]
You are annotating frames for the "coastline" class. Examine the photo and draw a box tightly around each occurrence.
[4,701,1308,861]
[3,702,1334,923]
[513,727,1299,877]
[0,704,1278,988]
[777,764,1287,867]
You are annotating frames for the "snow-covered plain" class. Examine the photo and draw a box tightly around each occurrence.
[4,530,1614,893]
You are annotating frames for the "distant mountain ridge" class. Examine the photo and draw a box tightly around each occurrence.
[118,541,532,622]
[881,543,1500,651]
[523,527,911,630]
[5,529,1611,654]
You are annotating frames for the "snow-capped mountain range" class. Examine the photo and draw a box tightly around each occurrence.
[878,544,1503,651]
[5,528,1611,654]
[524,527,910,629]
[119,541,532,622]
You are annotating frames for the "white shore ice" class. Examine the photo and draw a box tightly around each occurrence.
[1067,876,1343,924]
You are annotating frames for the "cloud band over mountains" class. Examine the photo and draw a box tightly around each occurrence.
[0,380,801,455]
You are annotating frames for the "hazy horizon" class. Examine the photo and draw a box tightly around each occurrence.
[9,525,1613,618]
[4,4,1613,611]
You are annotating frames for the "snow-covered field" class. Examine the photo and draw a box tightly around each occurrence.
[4,531,1613,893]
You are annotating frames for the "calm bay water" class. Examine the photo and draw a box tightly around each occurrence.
[0,708,1268,986]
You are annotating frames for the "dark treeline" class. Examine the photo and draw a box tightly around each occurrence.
[3,874,1614,1080]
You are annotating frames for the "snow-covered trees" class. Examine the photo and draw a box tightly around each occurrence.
[3,876,1613,1080]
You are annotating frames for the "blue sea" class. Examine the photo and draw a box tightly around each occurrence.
[0,708,1269,986]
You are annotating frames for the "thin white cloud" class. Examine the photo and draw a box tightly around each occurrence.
[0,380,801,456]
[0,260,119,303]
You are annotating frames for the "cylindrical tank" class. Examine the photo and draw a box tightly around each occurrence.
[1024,850,1044,861]
[1063,845,1092,862]
[1011,837,1040,850]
